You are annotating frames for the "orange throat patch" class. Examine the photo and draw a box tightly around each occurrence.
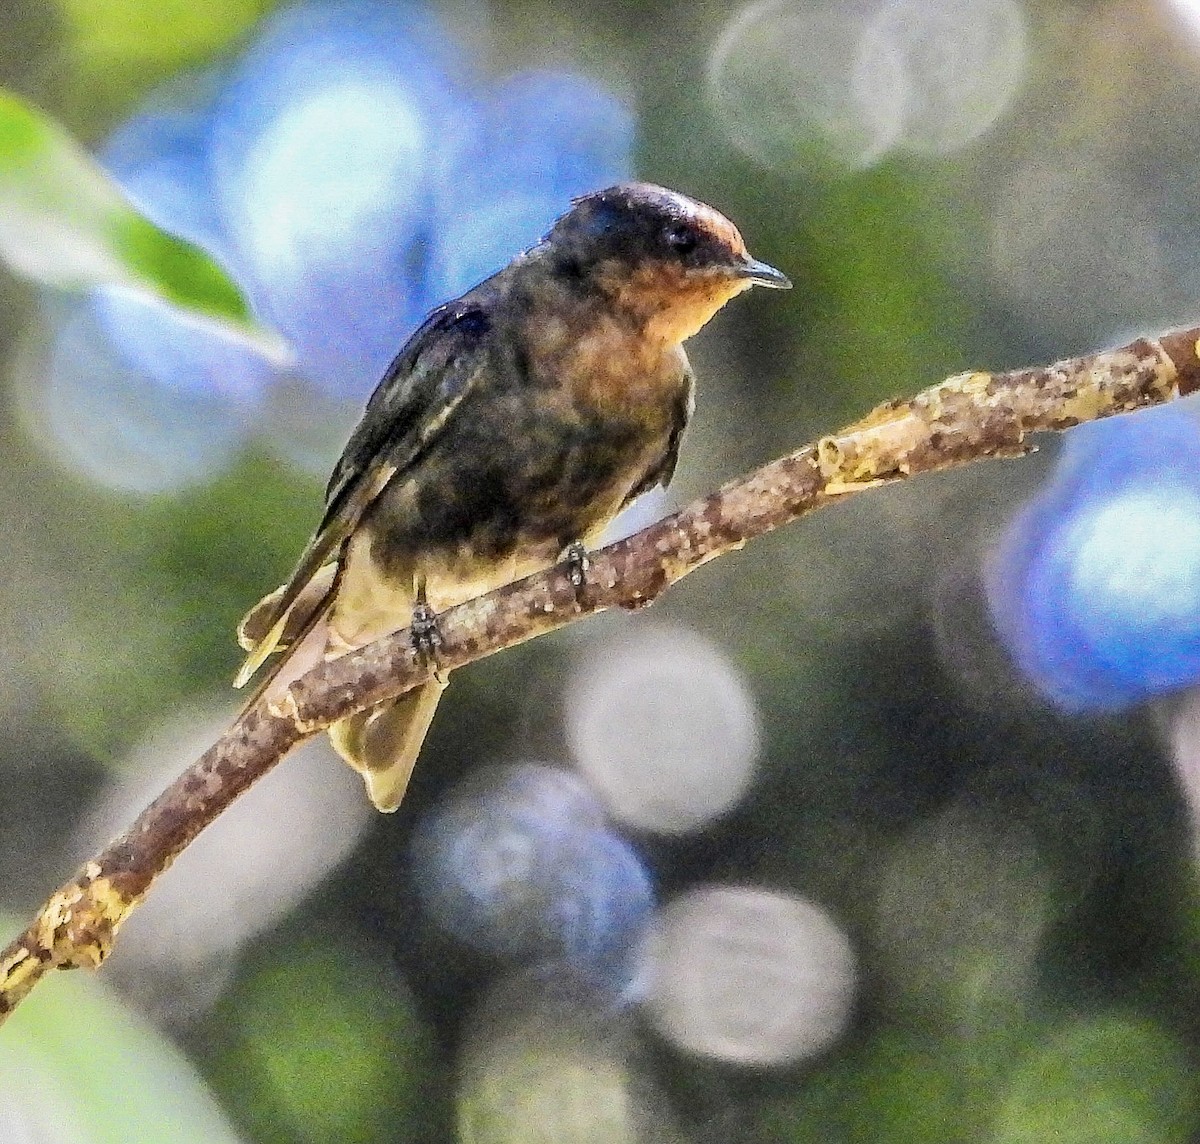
[610,261,751,347]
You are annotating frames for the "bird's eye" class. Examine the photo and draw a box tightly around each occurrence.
[663,221,699,255]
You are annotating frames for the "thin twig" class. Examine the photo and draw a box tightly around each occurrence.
[3,328,1199,1023]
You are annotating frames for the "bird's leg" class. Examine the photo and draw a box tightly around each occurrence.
[563,540,591,586]
[411,597,440,651]
[559,539,592,607]
[410,577,445,680]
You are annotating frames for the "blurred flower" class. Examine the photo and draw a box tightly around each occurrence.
[987,403,1200,711]
[456,973,686,1144]
[641,885,856,1067]
[707,0,1027,172]
[31,0,634,493]
[861,0,1027,156]
[411,763,655,996]
[428,70,635,302]
[564,624,762,835]
[209,0,462,395]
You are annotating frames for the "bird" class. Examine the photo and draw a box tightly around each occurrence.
[235,182,791,812]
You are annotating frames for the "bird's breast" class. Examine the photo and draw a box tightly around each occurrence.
[332,308,690,652]
[524,304,689,424]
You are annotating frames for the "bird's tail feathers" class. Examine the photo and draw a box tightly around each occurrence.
[328,679,448,812]
[233,612,288,689]
[234,562,340,689]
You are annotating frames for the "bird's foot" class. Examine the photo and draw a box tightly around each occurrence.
[562,540,591,603]
[410,598,443,664]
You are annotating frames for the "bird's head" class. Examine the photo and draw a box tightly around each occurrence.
[543,182,791,345]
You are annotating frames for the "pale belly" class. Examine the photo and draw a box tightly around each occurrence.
[324,420,655,657]
[325,527,579,655]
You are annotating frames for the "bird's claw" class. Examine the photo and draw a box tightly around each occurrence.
[563,541,590,593]
[410,599,442,660]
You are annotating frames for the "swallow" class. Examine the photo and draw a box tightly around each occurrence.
[235,181,790,811]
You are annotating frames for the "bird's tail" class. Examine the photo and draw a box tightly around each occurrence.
[236,560,443,813]
[327,679,448,812]
[234,562,340,690]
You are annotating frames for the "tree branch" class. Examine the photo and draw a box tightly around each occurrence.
[3,328,1200,1023]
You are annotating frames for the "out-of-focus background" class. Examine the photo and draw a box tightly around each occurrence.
[5,0,1200,1139]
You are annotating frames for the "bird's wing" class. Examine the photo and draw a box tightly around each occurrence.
[624,349,695,505]
[234,302,495,687]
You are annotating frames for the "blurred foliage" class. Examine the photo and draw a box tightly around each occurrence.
[0,90,278,350]
[51,0,279,114]
[203,933,443,1143]
[1,918,244,1142]
[25,451,314,757]
[55,0,273,71]
[4,0,1200,1142]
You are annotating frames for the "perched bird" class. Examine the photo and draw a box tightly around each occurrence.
[235,182,790,811]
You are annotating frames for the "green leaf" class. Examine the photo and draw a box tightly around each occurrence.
[55,0,273,71]
[0,88,289,362]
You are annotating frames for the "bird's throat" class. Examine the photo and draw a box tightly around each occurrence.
[607,261,751,347]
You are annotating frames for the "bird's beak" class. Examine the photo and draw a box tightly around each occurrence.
[732,255,792,289]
